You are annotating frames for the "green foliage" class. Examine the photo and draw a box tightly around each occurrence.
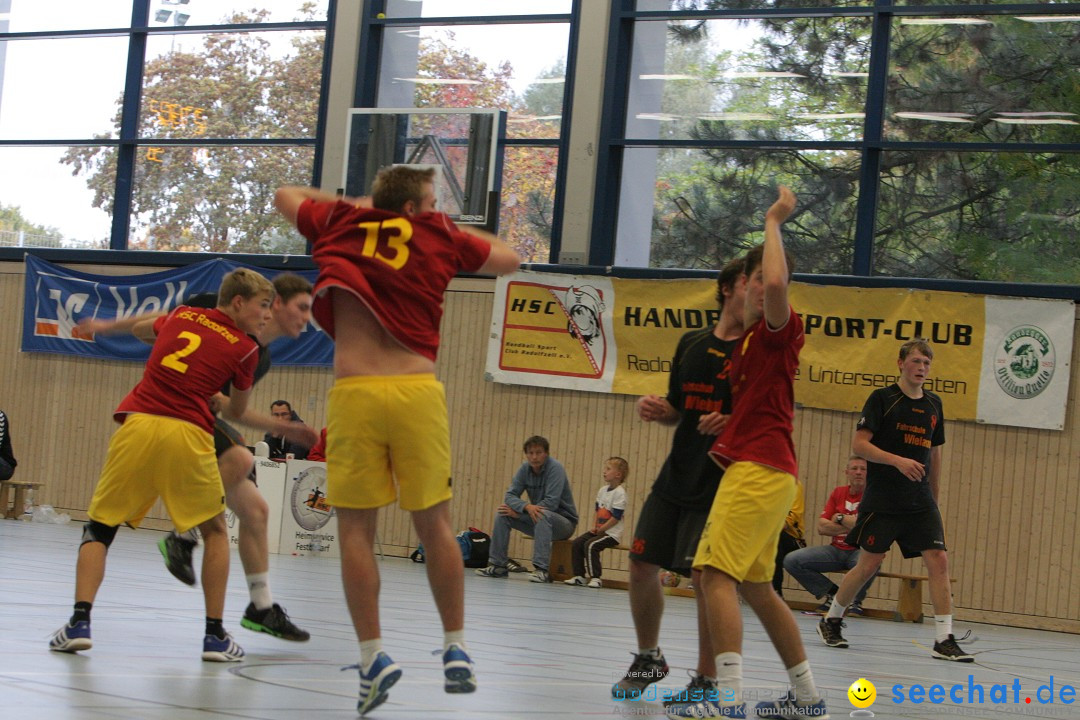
[61,9,322,253]
[645,8,1080,283]
[0,203,64,247]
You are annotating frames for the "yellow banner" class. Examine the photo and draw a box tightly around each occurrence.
[789,285,984,418]
[486,272,1073,429]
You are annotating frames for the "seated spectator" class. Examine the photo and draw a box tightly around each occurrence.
[475,435,578,583]
[0,409,15,481]
[563,456,628,589]
[263,400,311,459]
[783,456,875,615]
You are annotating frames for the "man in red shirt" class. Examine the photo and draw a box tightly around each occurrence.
[275,166,520,716]
[50,269,285,662]
[783,456,876,614]
[669,187,829,720]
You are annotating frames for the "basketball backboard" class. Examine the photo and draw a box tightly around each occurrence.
[341,108,506,232]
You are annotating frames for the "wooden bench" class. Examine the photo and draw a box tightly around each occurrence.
[548,538,632,589]
[0,480,43,519]
[797,570,955,623]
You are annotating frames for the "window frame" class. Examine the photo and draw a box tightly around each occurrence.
[591,0,1080,299]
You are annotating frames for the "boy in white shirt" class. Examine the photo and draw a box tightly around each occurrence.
[564,457,629,589]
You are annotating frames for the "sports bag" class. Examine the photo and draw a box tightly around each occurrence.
[455,527,490,568]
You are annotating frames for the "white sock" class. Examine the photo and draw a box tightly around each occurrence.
[787,660,819,705]
[360,638,383,669]
[826,597,847,620]
[714,652,742,706]
[444,629,466,651]
[246,572,272,610]
[935,614,953,642]
[639,646,662,659]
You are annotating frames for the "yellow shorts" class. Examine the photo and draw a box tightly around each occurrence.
[87,413,224,534]
[693,461,797,584]
[326,374,452,512]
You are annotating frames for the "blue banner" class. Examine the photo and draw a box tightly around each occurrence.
[21,255,332,366]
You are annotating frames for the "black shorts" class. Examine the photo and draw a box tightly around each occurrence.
[846,508,947,559]
[213,417,247,458]
[628,491,709,577]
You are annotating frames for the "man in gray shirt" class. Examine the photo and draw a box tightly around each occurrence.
[476,436,578,583]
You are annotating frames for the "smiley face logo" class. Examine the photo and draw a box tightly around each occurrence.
[846,677,872,708]
[848,678,876,708]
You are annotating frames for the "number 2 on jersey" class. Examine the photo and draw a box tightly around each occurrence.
[358,217,412,270]
[161,331,202,373]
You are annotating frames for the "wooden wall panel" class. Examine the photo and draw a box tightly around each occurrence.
[2,262,1077,631]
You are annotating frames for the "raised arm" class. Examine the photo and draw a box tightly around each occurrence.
[274,185,370,227]
[457,224,521,276]
[762,185,796,330]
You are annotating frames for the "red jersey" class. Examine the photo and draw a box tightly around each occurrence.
[709,307,804,476]
[821,485,864,550]
[297,201,492,361]
[114,306,259,434]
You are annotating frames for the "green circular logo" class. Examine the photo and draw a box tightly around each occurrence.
[994,325,1055,399]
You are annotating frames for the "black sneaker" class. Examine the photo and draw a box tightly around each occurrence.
[474,565,509,578]
[817,617,848,648]
[241,603,311,642]
[663,671,718,707]
[158,533,197,586]
[505,559,529,573]
[932,634,974,662]
[611,650,669,697]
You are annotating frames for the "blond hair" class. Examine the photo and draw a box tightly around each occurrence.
[606,456,629,483]
[217,268,273,306]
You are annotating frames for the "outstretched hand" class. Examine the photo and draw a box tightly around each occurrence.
[765,185,797,225]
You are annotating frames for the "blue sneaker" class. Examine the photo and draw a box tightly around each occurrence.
[755,692,830,719]
[49,620,92,653]
[201,633,245,662]
[665,699,745,718]
[442,643,476,693]
[349,651,402,716]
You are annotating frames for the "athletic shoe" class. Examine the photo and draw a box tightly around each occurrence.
[612,650,669,697]
[505,559,529,573]
[529,568,551,583]
[49,620,92,653]
[847,600,865,617]
[158,533,197,586]
[474,565,509,578]
[241,602,310,642]
[663,672,719,707]
[817,618,848,648]
[202,632,245,662]
[932,634,974,662]
[347,651,402,716]
[814,594,833,614]
[665,700,745,718]
[587,577,603,588]
[755,692,830,719]
[442,643,476,693]
[564,575,586,586]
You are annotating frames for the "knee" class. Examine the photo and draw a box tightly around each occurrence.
[629,558,659,583]
[923,550,948,574]
[199,514,227,538]
[80,521,118,549]
[782,550,802,572]
[237,494,269,526]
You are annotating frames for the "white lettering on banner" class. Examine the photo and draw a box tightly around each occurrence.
[47,289,89,328]
[109,281,189,320]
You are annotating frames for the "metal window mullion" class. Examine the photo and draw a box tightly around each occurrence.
[853,3,894,277]
[110,1,151,251]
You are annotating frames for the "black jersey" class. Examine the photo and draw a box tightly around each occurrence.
[856,384,945,514]
[650,328,736,508]
[186,292,272,391]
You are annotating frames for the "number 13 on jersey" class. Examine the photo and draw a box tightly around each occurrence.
[358,218,412,270]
